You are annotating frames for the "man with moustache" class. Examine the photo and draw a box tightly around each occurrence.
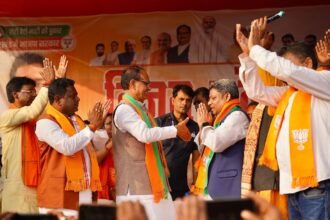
[112,66,191,220]
[156,84,199,200]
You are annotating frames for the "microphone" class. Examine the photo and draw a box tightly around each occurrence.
[245,11,285,32]
[267,10,285,23]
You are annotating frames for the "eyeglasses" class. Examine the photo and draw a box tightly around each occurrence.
[19,89,37,95]
[137,79,151,86]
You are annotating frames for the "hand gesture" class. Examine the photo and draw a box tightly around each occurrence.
[39,58,55,86]
[248,17,267,51]
[325,29,330,45]
[175,117,191,141]
[175,196,207,220]
[88,101,104,130]
[236,24,249,55]
[260,31,274,50]
[117,201,148,220]
[241,191,282,220]
[197,103,211,127]
[102,99,112,120]
[54,55,68,79]
[315,39,330,65]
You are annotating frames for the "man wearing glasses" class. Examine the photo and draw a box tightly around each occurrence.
[112,66,191,220]
[0,61,64,213]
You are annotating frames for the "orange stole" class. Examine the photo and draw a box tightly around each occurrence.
[45,104,102,192]
[21,119,40,187]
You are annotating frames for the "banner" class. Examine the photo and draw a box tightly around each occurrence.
[0,5,329,118]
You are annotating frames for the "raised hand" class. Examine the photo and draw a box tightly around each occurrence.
[39,58,55,86]
[256,16,267,39]
[324,29,330,60]
[248,17,267,50]
[236,24,249,55]
[102,99,112,120]
[325,29,330,45]
[315,39,330,65]
[197,103,210,128]
[175,117,191,141]
[88,101,104,130]
[54,55,68,79]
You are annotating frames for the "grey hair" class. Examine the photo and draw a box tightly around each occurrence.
[209,79,239,99]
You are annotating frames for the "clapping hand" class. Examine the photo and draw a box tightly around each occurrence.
[236,24,249,55]
[197,103,211,128]
[88,101,104,130]
[54,55,68,79]
[248,17,267,51]
[316,39,330,65]
[102,99,112,120]
[40,58,55,86]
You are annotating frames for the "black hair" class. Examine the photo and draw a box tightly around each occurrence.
[141,35,152,42]
[96,43,105,50]
[284,42,318,70]
[172,84,194,98]
[9,53,44,78]
[6,77,36,103]
[176,24,191,35]
[281,33,295,41]
[48,78,75,104]
[194,87,209,100]
[120,65,145,90]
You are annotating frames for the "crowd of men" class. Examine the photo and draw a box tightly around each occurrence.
[0,16,330,220]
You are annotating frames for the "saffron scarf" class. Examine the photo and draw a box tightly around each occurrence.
[191,99,241,195]
[123,93,169,202]
[259,88,318,188]
[46,104,102,192]
[9,104,40,187]
[241,67,287,195]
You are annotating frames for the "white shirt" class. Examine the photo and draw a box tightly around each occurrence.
[134,49,151,65]
[35,115,94,207]
[177,43,190,56]
[92,129,109,150]
[89,55,105,66]
[105,51,120,65]
[239,45,330,194]
[114,103,177,143]
[196,111,249,153]
[189,30,227,64]
[113,101,178,219]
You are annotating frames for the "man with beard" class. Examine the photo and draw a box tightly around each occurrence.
[89,43,106,66]
[35,78,105,217]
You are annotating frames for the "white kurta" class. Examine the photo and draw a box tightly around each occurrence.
[239,45,330,194]
[114,102,178,220]
[36,114,95,216]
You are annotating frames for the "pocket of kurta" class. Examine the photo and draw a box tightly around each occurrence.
[217,169,238,178]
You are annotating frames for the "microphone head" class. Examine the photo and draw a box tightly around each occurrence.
[278,10,285,17]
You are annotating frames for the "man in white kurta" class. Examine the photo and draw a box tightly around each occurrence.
[238,35,330,218]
